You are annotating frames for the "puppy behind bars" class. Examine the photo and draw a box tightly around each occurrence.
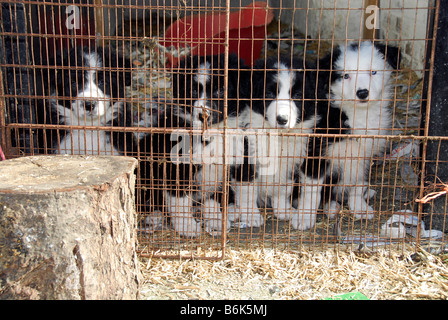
[46,46,135,155]
[297,41,400,229]
[138,54,247,237]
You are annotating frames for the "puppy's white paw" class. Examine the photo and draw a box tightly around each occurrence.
[365,188,376,200]
[354,206,375,220]
[202,199,230,236]
[239,209,264,228]
[172,216,202,238]
[290,213,316,231]
[272,198,293,221]
[227,204,240,223]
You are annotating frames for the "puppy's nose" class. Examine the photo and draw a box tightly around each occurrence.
[277,115,289,126]
[356,89,369,100]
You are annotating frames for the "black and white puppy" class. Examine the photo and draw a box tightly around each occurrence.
[172,54,244,125]
[298,41,400,227]
[243,56,317,227]
[47,46,134,155]
[138,103,203,237]
[139,54,245,237]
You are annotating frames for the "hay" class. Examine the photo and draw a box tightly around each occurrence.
[139,247,448,300]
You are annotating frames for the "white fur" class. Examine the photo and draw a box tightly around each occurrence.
[166,192,202,238]
[192,61,211,125]
[228,183,264,228]
[256,65,316,228]
[176,60,228,235]
[323,42,394,218]
[250,68,315,226]
[265,117,314,227]
[181,60,231,236]
[196,108,264,230]
[266,65,299,129]
[202,66,316,230]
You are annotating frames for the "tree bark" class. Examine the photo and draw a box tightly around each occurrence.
[0,155,140,300]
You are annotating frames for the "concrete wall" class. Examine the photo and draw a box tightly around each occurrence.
[378,0,430,71]
[279,0,431,70]
[278,0,366,41]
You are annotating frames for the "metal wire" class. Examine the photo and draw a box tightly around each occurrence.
[0,0,445,260]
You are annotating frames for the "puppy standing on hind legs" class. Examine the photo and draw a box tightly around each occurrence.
[202,108,266,230]
[138,104,203,238]
[227,133,264,229]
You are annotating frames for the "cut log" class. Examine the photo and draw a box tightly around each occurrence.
[0,155,140,300]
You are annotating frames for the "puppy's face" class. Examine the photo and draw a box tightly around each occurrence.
[53,47,131,121]
[74,55,108,119]
[263,62,303,129]
[173,56,229,126]
[331,42,394,106]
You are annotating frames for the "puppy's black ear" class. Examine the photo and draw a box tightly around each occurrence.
[251,58,267,99]
[317,45,342,92]
[375,43,401,70]
[318,50,333,73]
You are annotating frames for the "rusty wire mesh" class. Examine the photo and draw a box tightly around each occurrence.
[0,0,446,260]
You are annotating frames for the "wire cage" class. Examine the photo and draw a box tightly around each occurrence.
[0,0,446,260]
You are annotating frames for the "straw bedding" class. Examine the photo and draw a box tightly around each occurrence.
[139,247,448,300]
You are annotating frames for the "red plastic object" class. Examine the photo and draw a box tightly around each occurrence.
[161,2,274,67]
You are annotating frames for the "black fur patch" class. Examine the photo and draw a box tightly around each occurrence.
[251,55,317,122]
[374,43,401,70]
[172,54,249,124]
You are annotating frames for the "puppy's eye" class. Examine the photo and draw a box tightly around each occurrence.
[344,74,350,80]
[266,91,275,99]
[214,88,224,98]
[371,71,377,75]
[292,92,301,99]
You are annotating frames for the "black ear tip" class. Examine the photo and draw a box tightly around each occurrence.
[375,43,401,70]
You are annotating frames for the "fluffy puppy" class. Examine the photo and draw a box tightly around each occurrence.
[245,56,317,227]
[300,41,400,224]
[216,108,265,229]
[47,46,134,155]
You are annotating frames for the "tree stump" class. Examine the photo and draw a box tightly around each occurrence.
[0,155,141,300]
